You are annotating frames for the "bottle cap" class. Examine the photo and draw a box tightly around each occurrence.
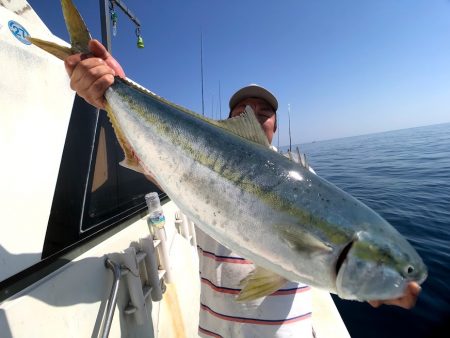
[145,192,160,211]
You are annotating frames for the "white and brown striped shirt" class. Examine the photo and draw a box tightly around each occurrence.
[196,228,313,338]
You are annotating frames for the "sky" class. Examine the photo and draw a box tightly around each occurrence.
[28,0,450,145]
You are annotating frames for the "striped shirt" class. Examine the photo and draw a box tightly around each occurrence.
[196,229,313,338]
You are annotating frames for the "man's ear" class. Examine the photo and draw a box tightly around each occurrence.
[274,116,277,133]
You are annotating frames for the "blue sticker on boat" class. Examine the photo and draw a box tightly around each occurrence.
[8,20,31,45]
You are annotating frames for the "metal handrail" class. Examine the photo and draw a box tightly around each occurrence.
[101,258,123,338]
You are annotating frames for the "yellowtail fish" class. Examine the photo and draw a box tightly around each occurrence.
[28,0,427,301]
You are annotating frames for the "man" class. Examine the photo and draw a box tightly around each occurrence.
[65,40,422,337]
[196,83,316,337]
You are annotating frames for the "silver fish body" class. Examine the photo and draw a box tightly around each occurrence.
[105,80,427,301]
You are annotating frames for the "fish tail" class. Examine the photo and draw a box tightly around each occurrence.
[26,37,72,60]
[27,0,91,59]
[28,0,149,176]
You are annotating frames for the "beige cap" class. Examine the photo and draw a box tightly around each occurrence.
[229,84,278,112]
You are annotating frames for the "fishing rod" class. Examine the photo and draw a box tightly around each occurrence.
[277,112,280,150]
[288,103,292,152]
[200,32,205,116]
[218,81,222,119]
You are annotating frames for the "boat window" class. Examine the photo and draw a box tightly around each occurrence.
[42,96,165,258]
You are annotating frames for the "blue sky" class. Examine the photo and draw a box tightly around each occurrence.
[28,0,450,145]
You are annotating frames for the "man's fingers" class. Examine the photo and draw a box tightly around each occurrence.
[382,295,417,309]
[88,39,110,59]
[69,59,115,109]
[409,282,422,297]
[87,74,115,108]
[64,54,83,77]
[106,57,126,78]
[88,39,126,78]
[70,58,112,82]
[368,283,422,309]
[63,39,124,109]
[92,96,107,110]
[368,300,382,308]
[70,60,114,90]
[64,40,108,77]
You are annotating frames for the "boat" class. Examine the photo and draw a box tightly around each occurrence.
[0,1,350,337]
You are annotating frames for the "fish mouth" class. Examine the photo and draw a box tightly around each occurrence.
[417,271,428,284]
[335,240,354,277]
[408,265,428,285]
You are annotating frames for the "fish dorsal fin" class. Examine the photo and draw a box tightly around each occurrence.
[284,146,310,169]
[237,267,288,302]
[215,106,270,147]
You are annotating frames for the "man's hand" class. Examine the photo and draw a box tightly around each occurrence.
[368,282,421,309]
[64,39,125,109]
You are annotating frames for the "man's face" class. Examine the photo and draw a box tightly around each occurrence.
[230,97,277,144]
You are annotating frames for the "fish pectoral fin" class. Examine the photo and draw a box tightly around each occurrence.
[236,267,288,302]
[119,159,147,174]
[27,37,73,60]
[120,159,162,188]
[103,103,146,175]
[215,106,271,147]
[279,227,332,253]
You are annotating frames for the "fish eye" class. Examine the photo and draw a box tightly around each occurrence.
[405,265,415,275]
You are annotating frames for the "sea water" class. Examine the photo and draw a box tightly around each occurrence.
[289,122,450,338]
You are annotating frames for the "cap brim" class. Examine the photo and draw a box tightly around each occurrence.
[229,84,278,112]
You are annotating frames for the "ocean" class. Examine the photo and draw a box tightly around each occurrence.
[288,122,450,338]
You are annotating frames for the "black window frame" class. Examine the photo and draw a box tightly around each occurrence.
[42,95,167,258]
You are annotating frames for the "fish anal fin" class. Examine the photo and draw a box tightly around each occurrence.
[236,267,288,302]
[215,106,270,147]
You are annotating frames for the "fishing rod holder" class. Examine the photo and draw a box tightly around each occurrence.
[99,237,167,337]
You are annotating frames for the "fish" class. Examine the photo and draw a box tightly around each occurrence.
[28,0,427,302]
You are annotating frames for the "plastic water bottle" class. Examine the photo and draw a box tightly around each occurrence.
[145,192,165,229]
[145,192,173,283]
